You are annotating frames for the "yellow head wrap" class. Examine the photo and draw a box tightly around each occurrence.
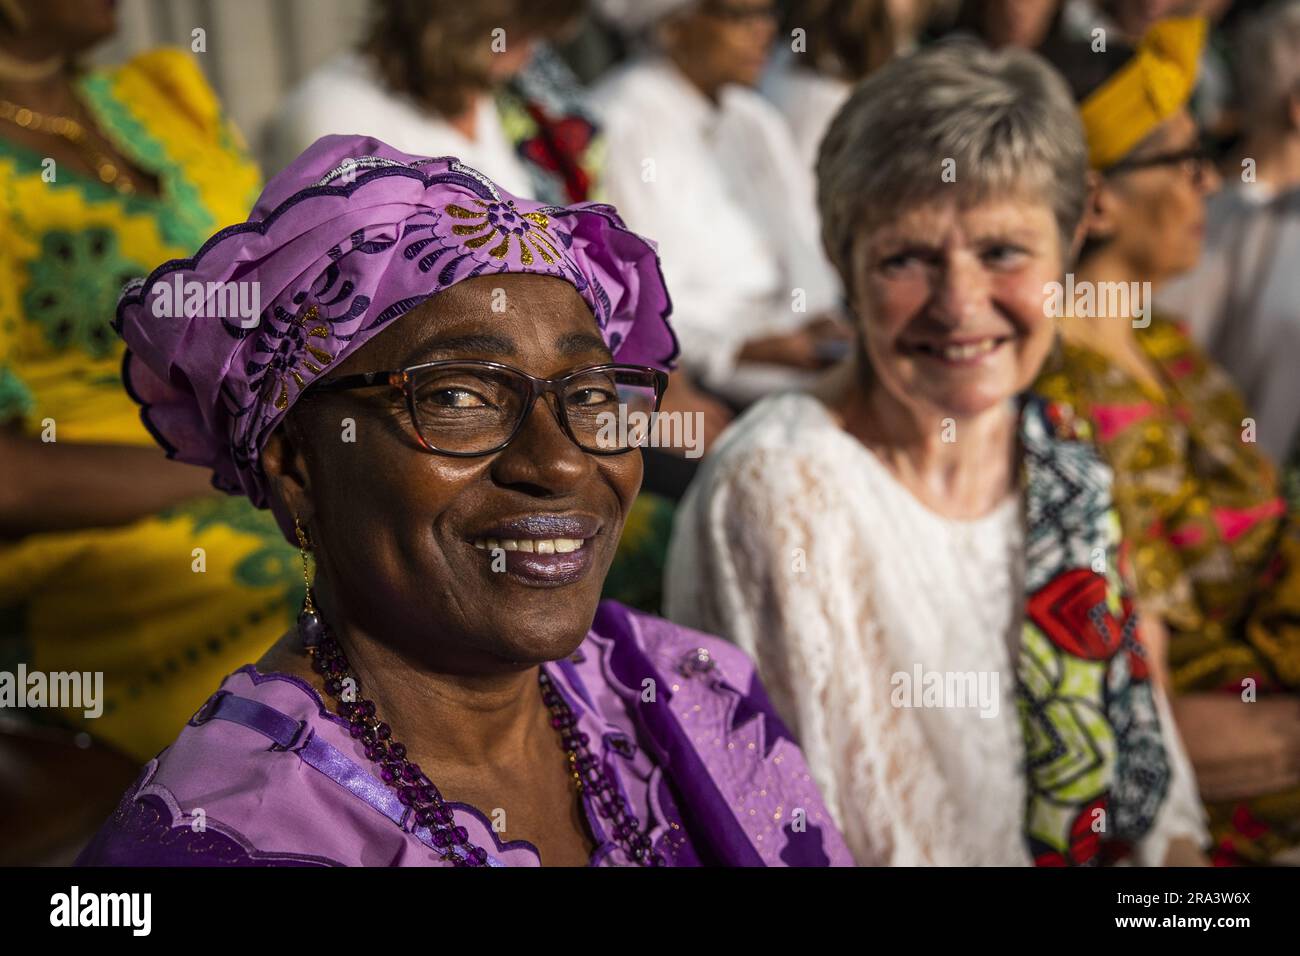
[1079,17,1206,171]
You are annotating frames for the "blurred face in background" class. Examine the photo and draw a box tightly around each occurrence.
[660,0,779,93]
[0,0,117,56]
[365,0,581,119]
[979,0,1058,50]
[1103,0,1186,38]
[1091,110,1220,285]
[848,196,1064,420]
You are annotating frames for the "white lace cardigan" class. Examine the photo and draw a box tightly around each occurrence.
[664,392,1208,865]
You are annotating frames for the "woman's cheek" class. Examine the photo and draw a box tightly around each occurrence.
[997,273,1052,336]
[867,275,927,341]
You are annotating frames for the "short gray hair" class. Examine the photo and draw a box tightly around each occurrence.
[1233,1,1300,130]
[816,39,1088,283]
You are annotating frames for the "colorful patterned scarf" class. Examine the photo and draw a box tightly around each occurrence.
[1017,395,1171,864]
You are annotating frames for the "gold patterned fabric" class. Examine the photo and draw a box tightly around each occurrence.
[1036,317,1300,862]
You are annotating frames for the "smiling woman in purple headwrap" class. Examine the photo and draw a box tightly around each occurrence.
[75,135,850,868]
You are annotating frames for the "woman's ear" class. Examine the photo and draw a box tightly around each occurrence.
[261,417,314,541]
[1080,168,1120,247]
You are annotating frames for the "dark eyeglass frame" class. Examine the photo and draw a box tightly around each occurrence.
[1105,144,1215,178]
[309,359,669,458]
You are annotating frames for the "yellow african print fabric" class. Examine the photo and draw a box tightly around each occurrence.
[1036,317,1300,863]
[0,49,300,761]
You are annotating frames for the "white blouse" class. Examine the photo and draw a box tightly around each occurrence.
[263,53,533,195]
[664,392,1209,865]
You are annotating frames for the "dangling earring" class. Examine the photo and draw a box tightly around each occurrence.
[295,517,324,648]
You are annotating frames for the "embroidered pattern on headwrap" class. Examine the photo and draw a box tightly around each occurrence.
[446,199,561,265]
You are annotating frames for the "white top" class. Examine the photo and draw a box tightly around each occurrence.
[1157,183,1300,463]
[263,53,533,195]
[760,54,851,175]
[590,58,841,399]
[664,391,1209,865]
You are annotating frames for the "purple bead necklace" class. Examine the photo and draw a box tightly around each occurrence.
[298,607,665,867]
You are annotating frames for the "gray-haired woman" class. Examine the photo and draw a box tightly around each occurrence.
[665,41,1208,865]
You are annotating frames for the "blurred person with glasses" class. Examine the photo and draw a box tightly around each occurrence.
[1037,14,1300,864]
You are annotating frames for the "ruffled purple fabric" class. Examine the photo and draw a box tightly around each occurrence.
[115,135,677,510]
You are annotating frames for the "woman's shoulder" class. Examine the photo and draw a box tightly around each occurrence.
[97,47,228,139]
[584,601,854,865]
[76,666,352,866]
[671,391,876,546]
[1141,313,1201,362]
[590,600,760,687]
[706,391,847,475]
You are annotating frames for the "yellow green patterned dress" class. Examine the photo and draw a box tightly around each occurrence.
[0,49,300,761]
[1036,317,1300,863]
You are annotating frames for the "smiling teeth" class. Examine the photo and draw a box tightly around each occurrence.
[931,339,1000,361]
[473,538,584,553]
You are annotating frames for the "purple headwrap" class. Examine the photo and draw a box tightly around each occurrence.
[116,135,677,512]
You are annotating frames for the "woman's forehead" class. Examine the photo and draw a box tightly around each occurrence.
[326,274,604,374]
[860,194,1059,243]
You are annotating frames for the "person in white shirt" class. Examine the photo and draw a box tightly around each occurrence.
[264,0,589,204]
[591,0,849,408]
[665,40,1209,866]
[1158,1,1300,464]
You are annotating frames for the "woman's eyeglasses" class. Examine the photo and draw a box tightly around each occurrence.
[1106,145,1215,181]
[309,360,669,457]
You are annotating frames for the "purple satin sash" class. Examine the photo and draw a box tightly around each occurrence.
[192,690,504,867]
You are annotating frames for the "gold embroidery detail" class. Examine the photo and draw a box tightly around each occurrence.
[444,198,563,264]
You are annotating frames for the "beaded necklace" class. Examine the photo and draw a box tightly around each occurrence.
[298,606,665,867]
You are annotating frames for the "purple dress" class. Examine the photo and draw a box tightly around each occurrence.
[77,602,853,866]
